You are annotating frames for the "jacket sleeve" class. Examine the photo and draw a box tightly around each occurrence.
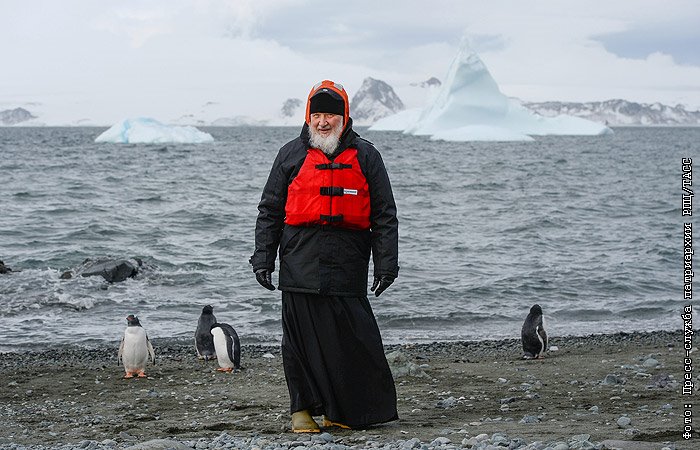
[364,145,400,279]
[249,146,291,272]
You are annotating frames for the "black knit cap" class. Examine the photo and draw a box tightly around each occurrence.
[309,89,345,116]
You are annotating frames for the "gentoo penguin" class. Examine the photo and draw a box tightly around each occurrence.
[195,305,217,360]
[521,304,548,359]
[118,315,156,378]
[210,322,241,372]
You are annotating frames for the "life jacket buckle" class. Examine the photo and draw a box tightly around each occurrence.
[320,214,343,223]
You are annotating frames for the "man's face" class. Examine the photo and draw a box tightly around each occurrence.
[310,113,343,137]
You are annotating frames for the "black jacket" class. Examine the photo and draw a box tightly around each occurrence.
[250,120,399,296]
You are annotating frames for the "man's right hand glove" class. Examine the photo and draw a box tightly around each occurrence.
[371,275,395,297]
[254,268,275,291]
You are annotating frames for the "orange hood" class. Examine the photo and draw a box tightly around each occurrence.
[305,80,350,130]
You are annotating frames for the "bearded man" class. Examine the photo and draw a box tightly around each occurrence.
[250,80,399,432]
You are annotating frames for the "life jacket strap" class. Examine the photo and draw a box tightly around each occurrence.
[315,163,352,170]
[320,186,345,196]
[320,214,343,223]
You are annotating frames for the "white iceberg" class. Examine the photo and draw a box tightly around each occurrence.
[370,39,612,141]
[95,117,214,143]
[368,108,423,131]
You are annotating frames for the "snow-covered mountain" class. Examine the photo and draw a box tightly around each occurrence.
[0,107,36,125]
[410,77,441,89]
[3,82,699,128]
[350,77,405,126]
[268,98,304,126]
[281,98,303,118]
[523,99,700,126]
[371,39,611,141]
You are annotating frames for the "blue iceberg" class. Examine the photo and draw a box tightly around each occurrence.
[371,39,612,141]
[95,117,214,144]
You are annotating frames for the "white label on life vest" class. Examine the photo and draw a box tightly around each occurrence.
[344,189,358,195]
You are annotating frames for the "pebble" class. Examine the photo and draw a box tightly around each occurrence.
[0,431,616,450]
[601,374,624,385]
[616,416,632,428]
[642,357,659,368]
[436,396,458,408]
[519,415,541,424]
[402,438,421,449]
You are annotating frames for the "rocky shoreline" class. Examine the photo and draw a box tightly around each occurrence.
[0,331,692,449]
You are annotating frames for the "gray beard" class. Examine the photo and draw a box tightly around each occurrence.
[309,125,342,156]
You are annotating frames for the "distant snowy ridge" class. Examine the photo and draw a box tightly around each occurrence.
[350,77,405,126]
[410,77,442,88]
[523,99,700,126]
[371,39,612,141]
[0,107,36,125]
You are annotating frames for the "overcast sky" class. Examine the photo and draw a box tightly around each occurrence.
[2,0,699,124]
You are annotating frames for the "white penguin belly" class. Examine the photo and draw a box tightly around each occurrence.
[212,329,234,368]
[122,328,149,371]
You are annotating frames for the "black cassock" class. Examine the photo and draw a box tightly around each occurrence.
[281,291,398,428]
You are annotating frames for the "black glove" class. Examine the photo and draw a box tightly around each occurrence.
[370,275,394,297]
[254,268,275,291]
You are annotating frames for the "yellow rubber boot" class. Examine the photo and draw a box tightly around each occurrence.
[322,415,351,429]
[291,410,320,433]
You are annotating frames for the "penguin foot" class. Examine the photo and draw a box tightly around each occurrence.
[291,410,320,433]
[124,372,135,378]
[322,416,351,429]
[137,371,147,377]
[216,367,234,373]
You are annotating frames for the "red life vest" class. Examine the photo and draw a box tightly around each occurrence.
[285,148,371,230]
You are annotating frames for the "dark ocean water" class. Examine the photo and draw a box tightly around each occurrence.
[0,126,694,351]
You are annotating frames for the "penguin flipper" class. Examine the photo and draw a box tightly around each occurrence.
[220,323,241,369]
[232,331,241,369]
[538,327,548,353]
[147,336,156,365]
[117,337,124,366]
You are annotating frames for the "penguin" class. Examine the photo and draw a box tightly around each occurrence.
[195,305,217,360]
[521,304,548,359]
[118,315,156,378]
[210,322,241,372]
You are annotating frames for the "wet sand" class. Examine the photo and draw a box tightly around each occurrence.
[0,331,692,448]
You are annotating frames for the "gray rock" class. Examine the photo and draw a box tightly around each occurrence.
[119,432,138,442]
[602,374,625,385]
[519,415,541,424]
[567,434,590,445]
[124,439,192,450]
[599,440,673,449]
[642,358,659,368]
[436,396,458,408]
[386,350,427,378]
[74,257,143,283]
[402,438,421,449]
[647,373,676,389]
[463,434,489,447]
[617,416,632,428]
[430,437,451,446]
[508,437,527,449]
[315,433,334,443]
